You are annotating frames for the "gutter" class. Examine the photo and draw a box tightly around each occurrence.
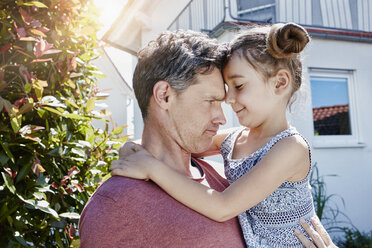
[209,21,372,44]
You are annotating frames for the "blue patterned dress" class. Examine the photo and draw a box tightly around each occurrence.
[221,126,316,248]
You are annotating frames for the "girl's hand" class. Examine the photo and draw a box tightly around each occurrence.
[295,217,338,248]
[118,141,140,159]
[111,143,158,180]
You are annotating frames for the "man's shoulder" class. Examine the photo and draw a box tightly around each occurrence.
[92,176,155,203]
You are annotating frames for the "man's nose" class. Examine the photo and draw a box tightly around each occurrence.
[213,104,226,126]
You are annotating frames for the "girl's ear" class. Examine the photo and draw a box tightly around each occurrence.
[152,81,174,110]
[273,69,291,95]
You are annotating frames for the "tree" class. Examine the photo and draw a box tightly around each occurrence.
[0,0,126,246]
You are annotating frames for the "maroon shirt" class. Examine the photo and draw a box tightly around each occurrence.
[79,158,245,247]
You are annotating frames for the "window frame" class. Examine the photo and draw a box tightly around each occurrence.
[308,68,364,148]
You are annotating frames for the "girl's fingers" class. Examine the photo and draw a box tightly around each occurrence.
[294,229,317,248]
[111,162,127,176]
[299,218,326,248]
[111,168,123,176]
[311,217,332,246]
[131,143,142,152]
[110,160,121,170]
[119,141,137,158]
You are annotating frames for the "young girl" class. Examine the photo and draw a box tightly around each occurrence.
[112,22,316,247]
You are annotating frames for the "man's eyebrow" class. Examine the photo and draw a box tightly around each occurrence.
[207,95,225,101]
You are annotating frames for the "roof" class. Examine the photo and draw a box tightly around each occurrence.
[102,0,159,56]
[312,104,350,135]
[313,104,349,122]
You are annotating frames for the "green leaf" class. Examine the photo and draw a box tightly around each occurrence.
[86,97,95,112]
[1,172,16,194]
[77,140,92,148]
[64,79,76,89]
[0,97,13,115]
[14,234,29,247]
[55,229,63,247]
[24,83,32,93]
[102,173,111,182]
[63,113,90,120]
[70,238,81,248]
[17,194,59,219]
[1,142,15,164]
[59,212,80,219]
[71,148,86,157]
[7,215,13,227]
[0,150,9,165]
[18,102,34,114]
[111,125,125,136]
[21,1,48,8]
[34,84,44,101]
[0,202,9,220]
[36,185,54,193]
[64,98,79,109]
[41,96,66,108]
[33,192,46,200]
[92,161,107,167]
[15,163,32,184]
[10,115,22,133]
[42,106,62,115]
[90,70,106,79]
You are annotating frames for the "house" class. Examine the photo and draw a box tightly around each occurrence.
[91,48,134,135]
[103,0,372,234]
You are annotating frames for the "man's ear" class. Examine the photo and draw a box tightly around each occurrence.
[273,69,291,95]
[152,80,174,110]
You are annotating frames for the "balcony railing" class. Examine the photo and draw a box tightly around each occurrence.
[168,0,372,35]
[168,0,225,32]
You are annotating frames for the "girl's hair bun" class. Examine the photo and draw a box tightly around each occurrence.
[267,22,310,59]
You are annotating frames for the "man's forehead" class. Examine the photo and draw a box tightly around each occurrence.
[191,82,225,100]
[191,71,225,97]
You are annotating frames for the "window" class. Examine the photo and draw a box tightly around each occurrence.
[309,69,362,147]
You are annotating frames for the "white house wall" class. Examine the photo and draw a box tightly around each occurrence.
[92,50,133,135]
[298,37,372,232]
[212,30,372,232]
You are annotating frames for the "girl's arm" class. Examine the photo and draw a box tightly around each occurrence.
[111,137,309,222]
[192,128,236,158]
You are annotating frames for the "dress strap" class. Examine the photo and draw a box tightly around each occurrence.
[220,126,245,159]
[266,127,313,181]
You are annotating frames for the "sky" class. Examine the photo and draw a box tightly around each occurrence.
[93,0,128,39]
[310,76,349,108]
[92,0,134,86]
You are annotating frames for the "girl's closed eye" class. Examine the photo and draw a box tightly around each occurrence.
[235,84,243,89]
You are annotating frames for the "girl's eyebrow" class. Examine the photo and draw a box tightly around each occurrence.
[226,74,245,80]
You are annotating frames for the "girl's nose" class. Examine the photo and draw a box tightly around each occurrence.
[225,89,235,105]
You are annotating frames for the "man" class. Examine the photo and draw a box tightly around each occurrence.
[79,30,245,247]
[79,30,336,248]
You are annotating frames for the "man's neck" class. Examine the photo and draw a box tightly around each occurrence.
[140,123,195,177]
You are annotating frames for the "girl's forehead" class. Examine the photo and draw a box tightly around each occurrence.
[224,55,255,74]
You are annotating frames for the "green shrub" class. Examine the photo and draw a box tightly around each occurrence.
[338,228,372,248]
[310,163,352,234]
[0,0,126,246]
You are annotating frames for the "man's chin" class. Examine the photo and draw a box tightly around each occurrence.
[192,140,213,154]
